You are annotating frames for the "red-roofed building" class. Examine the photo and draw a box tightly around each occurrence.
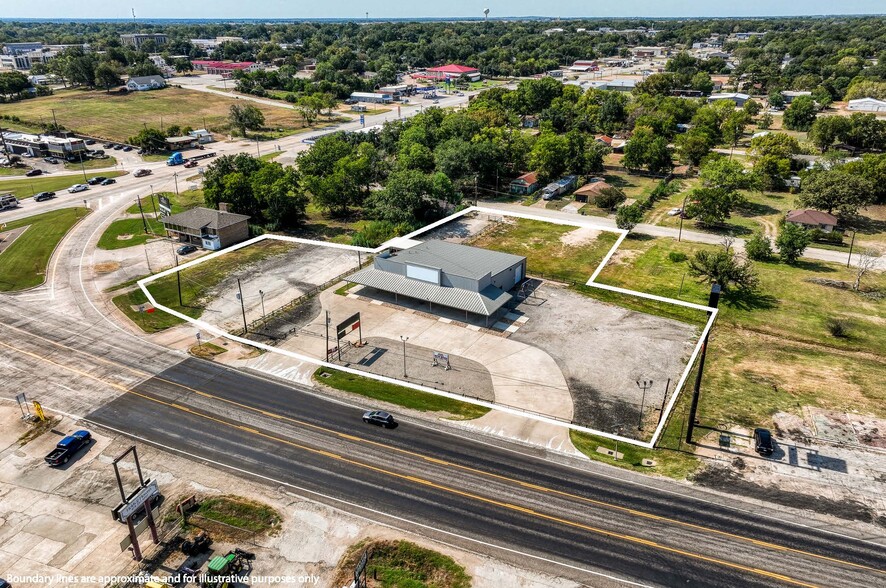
[509,172,540,195]
[785,209,839,232]
[191,60,263,76]
[417,63,481,82]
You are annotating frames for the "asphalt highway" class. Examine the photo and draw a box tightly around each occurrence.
[1,311,883,587]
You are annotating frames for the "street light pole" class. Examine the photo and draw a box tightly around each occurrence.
[400,335,409,378]
[259,289,266,319]
[236,278,248,334]
[78,151,87,182]
[173,172,179,195]
[636,379,652,430]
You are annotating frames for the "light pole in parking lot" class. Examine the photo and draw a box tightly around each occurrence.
[400,335,409,378]
[636,380,652,430]
[259,289,266,320]
[613,424,624,460]
[173,172,179,195]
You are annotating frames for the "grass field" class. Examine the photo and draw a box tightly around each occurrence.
[63,156,118,171]
[125,189,204,215]
[0,87,309,144]
[96,217,165,250]
[196,496,280,535]
[0,166,27,176]
[594,235,886,429]
[469,218,620,284]
[570,429,700,479]
[315,367,491,420]
[114,239,295,332]
[336,539,470,588]
[0,171,126,199]
[0,208,88,291]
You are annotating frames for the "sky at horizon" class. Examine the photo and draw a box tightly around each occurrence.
[1,1,884,20]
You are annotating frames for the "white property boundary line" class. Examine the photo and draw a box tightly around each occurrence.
[138,206,717,449]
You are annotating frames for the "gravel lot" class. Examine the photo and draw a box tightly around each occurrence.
[510,282,701,436]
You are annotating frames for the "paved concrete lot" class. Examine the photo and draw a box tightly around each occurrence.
[510,282,701,436]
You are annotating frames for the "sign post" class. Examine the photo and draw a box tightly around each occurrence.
[158,195,172,217]
[32,401,46,421]
[15,392,29,419]
[335,312,362,360]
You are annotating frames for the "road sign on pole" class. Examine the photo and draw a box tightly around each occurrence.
[158,195,172,216]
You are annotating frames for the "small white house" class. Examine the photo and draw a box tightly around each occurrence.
[847,97,886,112]
[126,75,166,92]
[188,129,214,144]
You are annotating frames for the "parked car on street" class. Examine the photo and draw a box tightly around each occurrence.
[43,157,59,164]
[34,191,56,201]
[103,142,114,149]
[100,178,116,185]
[87,176,107,185]
[25,169,42,176]
[68,184,89,193]
[754,428,775,456]
[85,139,96,145]
[362,410,396,428]
[44,430,92,466]
[113,144,124,150]
[123,146,133,152]
[176,244,197,255]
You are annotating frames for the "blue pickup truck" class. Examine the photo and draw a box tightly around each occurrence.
[44,430,92,466]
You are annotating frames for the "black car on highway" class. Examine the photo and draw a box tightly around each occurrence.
[35,191,56,201]
[100,178,116,186]
[363,410,396,428]
[87,176,107,185]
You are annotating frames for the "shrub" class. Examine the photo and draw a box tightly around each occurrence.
[808,228,844,245]
[668,251,688,263]
[745,232,773,261]
[826,318,851,338]
[594,186,626,209]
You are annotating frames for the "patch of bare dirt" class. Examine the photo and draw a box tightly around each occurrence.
[93,261,121,273]
[117,234,134,241]
[559,226,601,246]
[608,248,641,266]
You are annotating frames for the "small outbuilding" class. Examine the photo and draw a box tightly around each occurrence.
[165,136,198,151]
[161,206,250,250]
[707,92,751,107]
[509,171,540,195]
[126,75,166,92]
[847,97,886,112]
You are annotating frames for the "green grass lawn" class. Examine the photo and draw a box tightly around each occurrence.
[0,171,125,199]
[338,540,470,588]
[125,189,204,215]
[258,151,283,162]
[63,156,118,170]
[469,218,620,284]
[602,171,660,202]
[0,208,88,291]
[196,496,281,534]
[570,428,700,479]
[97,217,165,250]
[315,367,490,420]
[114,240,296,332]
[0,166,27,176]
[0,87,307,144]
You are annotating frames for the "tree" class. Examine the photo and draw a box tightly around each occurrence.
[623,127,672,175]
[687,249,758,291]
[776,222,812,264]
[173,58,192,73]
[228,103,265,137]
[615,203,643,233]
[757,112,773,130]
[768,91,785,110]
[783,95,817,131]
[721,111,750,152]
[743,99,762,116]
[853,248,882,291]
[127,127,166,152]
[528,132,569,182]
[250,163,308,229]
[745,232,773,261]
[295,94,324,126]
[684,187,743,226]
[699,156,754,193]
[675,130,713,166]
[753,154,792,191]
[808,116,850,152]
[0,71,31,98]
[797,169,875,218]
[749,132,801,159]
[594,186,626,209]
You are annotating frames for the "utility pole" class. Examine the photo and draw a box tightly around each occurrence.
[50,108,59,132]
[148,187,158,217]
[685,283,721,444]
[237,279,248,334]
[677,194,688,242]
[173,248,183,306]
[636,380,653,430]
[255,139,260,158]
[400,335,409,378]
[173,173,180,195]
[325,310,330,362]
[259,289,266,319]
[136,197,148,233]
[78,151,87,182]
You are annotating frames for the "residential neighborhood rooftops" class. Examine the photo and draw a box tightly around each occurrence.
[160,207,250,230]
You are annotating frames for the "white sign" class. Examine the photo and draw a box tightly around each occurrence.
[117,479,159,521]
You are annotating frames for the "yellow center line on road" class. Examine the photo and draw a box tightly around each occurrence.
[0,337,826,588]
[1,325,882,578]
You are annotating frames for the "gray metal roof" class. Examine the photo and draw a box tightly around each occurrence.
[389,241,524,280]
[160,207,250,230]
[346,268,512,316]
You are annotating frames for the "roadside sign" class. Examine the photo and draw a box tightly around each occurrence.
[433,351,451,370]
[119,505,161,551]
[336,312,361,340]
[32,401,46,421]
[158,195,171,216]
[115,479,160,521]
